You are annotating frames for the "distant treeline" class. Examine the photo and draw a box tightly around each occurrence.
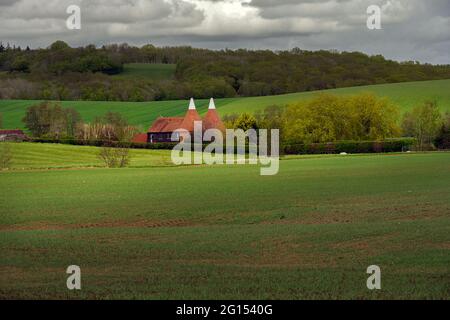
[1,41,450,101]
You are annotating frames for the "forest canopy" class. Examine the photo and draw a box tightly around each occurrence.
[1,41,450,102]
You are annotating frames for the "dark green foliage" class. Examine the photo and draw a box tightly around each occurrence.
[10,55,30,72]
[435,113,450,149]
[49,41,70,51]
[283,138,415,155]
[1,41,123,75]
[29,136,415,155]
[1,42,449,101]
[176,49,450,97]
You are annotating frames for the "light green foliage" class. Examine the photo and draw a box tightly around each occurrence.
[402,101,443,149]
[349,93,401,140]
[233,112,258,131]
[283,93,400,144]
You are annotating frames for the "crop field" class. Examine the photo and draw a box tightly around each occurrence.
[112,63,176,81]
[0,146,449,299]
[0,79,449,131]
[2,142,174,170]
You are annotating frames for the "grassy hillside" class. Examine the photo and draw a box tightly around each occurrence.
[1,152,449,299]
[113,63,176,81]
[221,78,450,115]
[0,79,449,130]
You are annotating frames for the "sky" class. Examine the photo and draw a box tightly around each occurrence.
[0,0,449,64]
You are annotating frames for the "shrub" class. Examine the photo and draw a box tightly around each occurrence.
[98,146,131,168]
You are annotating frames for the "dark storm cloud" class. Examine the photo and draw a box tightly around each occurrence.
[0,0,18,6]
[0,0,448,64]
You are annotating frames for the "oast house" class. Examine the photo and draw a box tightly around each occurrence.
[133,98,225,144]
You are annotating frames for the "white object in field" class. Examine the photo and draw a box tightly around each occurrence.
[340,152,348,155]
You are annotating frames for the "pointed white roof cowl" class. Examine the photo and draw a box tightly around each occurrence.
[208,98,216,110]
[188,98,196,110]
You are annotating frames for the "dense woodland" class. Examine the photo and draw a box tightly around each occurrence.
[1,41,450,101]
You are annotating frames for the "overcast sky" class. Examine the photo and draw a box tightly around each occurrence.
[0,0,449,64]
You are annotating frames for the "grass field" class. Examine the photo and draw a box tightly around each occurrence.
[2,142,174,169]
[0,79,449,130]
[113,63,176,81]
[1,148,449,299]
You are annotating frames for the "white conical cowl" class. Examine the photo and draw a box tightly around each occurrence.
[208,98,216,110]
[188,98,196,110]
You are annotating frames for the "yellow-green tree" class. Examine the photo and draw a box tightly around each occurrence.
[282,93,401,144]
[233,113,258,131]
[402,101,443,150]
[350,93,400,140]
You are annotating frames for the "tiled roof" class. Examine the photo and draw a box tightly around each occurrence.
[132,133,148,143]
[148,117,184,133]
[146,100,224,136]
[204,109,226,132]
[179,109,202,132]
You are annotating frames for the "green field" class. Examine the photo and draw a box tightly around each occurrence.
[113,63,176,81]
[1,79,449,130]
[1,144,449,299]
[2,142,174,170]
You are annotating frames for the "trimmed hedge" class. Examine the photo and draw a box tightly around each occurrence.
[282,138,416,155]
[31,138,178,150]
[30,137,416,154]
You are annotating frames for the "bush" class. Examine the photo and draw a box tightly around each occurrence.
[29,137,416,155]
[30,137,179,150]
[98,146,131,168]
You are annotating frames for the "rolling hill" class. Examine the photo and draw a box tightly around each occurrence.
[0,79,449,130]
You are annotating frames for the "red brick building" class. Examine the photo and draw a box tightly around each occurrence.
[133,98,225,144]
